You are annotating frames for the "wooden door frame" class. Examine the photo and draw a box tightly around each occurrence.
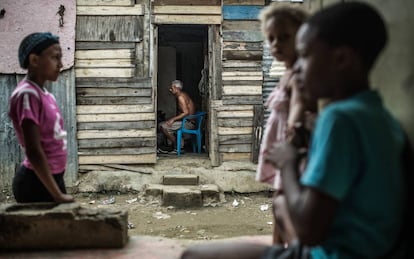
[151,23,221,165]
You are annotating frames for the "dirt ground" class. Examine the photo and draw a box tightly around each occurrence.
[74,192,274,240]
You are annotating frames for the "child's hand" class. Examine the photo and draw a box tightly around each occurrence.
[54,193,74,203]
[265,142,298,169]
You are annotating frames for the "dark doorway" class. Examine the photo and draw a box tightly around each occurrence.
[157,24,208,153]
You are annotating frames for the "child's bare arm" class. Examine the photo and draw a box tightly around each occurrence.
[287,80,305,130]
[21,119,74,203]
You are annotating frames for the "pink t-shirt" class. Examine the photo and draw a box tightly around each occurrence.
[8,79,67,174]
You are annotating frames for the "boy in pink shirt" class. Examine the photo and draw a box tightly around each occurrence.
[9,32,73,203]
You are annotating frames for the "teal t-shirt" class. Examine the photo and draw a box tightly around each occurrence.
[301,90,405,259]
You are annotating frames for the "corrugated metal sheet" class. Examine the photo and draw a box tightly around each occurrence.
[0,69,78,191]
[0,75,23,191]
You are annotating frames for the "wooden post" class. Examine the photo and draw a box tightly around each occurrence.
[251,104,264,164]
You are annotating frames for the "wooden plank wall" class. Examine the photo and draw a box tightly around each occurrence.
[75,0,156,165]
[152,2,221,25]
[220,0,265,162]
[0,70,78,189]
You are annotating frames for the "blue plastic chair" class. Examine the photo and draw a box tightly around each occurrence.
[177,111,206,156]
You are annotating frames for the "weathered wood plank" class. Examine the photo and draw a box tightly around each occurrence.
[76,78,151,88]
[218,118,253,127]
[75,68,134,78]
[218,110,254,118]
[223,85,262,95]
[251,104,264,163]
[76,49,134,59]
[154,6,221,14]
[222,95,263,105]
[223,76,262,81]
[77,87,151,97]
[219,144,251,153]
[77,129,155,139]
[103,164,153,174]
[76,42,136,50]
[218,127,253,135]
[223,50,263,60]
[76,16,143,42]
[223,60,262,68]
[77,5,144,15]
[77,0,135,6]
[222,20,261,31]
[223,31,263,42]
[77,105,153,114]
[222,80,262,86]
[222,152,251,161]
[79,154,156,164]
[222,71,262,77]
[78,137,156,148]
[77,121,155,130]
[219,134,252,144]
[75,59,134,68]
[153,0,220,5]
[78,147,154,155]
[217,105,254,111]
[223,66,262,72]
[153,15,222,24]
[77,113,155,122]
[223,5,263,20]
[76,96,152,105]
[223,42,263,51]
[223,0,265,5]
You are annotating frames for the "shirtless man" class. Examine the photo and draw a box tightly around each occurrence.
[159,80,196,153]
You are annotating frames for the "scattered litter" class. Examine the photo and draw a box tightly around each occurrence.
[89,200,96,204]
[260,204,269,211]
[128,222,135,229]
[243,197,252,200]
[232,199,239,207]
[153,211,171,220]
[200,185,209,188]
[102,196,115,205]
[190,212,197,216]
[126,198,138,204]
[186,211,191,214]
[167,206,175,210]
[240,200,245,205]
[267,221,273,225]
[204,202,219,207]
[147,201,160,206]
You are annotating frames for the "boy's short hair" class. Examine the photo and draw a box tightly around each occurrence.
[172,80,183,90]
[260,3,308,32]
[307,2,387,69]
[18,32,59,69]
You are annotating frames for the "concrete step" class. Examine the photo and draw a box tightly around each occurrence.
[163,186,202,208]
[163,174,199,186]
[0,203,128,250]
[144,183,221,208]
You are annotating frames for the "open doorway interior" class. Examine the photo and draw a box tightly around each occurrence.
[157,24,208,154]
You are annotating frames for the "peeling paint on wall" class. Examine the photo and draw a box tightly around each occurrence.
[0,0,76,74]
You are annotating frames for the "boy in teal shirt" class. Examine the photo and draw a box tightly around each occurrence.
[181,2,407,259]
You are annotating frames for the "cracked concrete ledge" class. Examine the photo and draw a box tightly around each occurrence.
[0,203,128,250]
[76,158,273,194]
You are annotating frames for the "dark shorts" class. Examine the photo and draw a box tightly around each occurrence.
[12,165,67,203]
[261,241,311,259]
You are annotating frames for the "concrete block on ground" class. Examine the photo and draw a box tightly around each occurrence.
[144,184,164,197]
[162,187,202,208]
[0,203,128,250]
[163,174,199,186]
[200,184,220,202]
